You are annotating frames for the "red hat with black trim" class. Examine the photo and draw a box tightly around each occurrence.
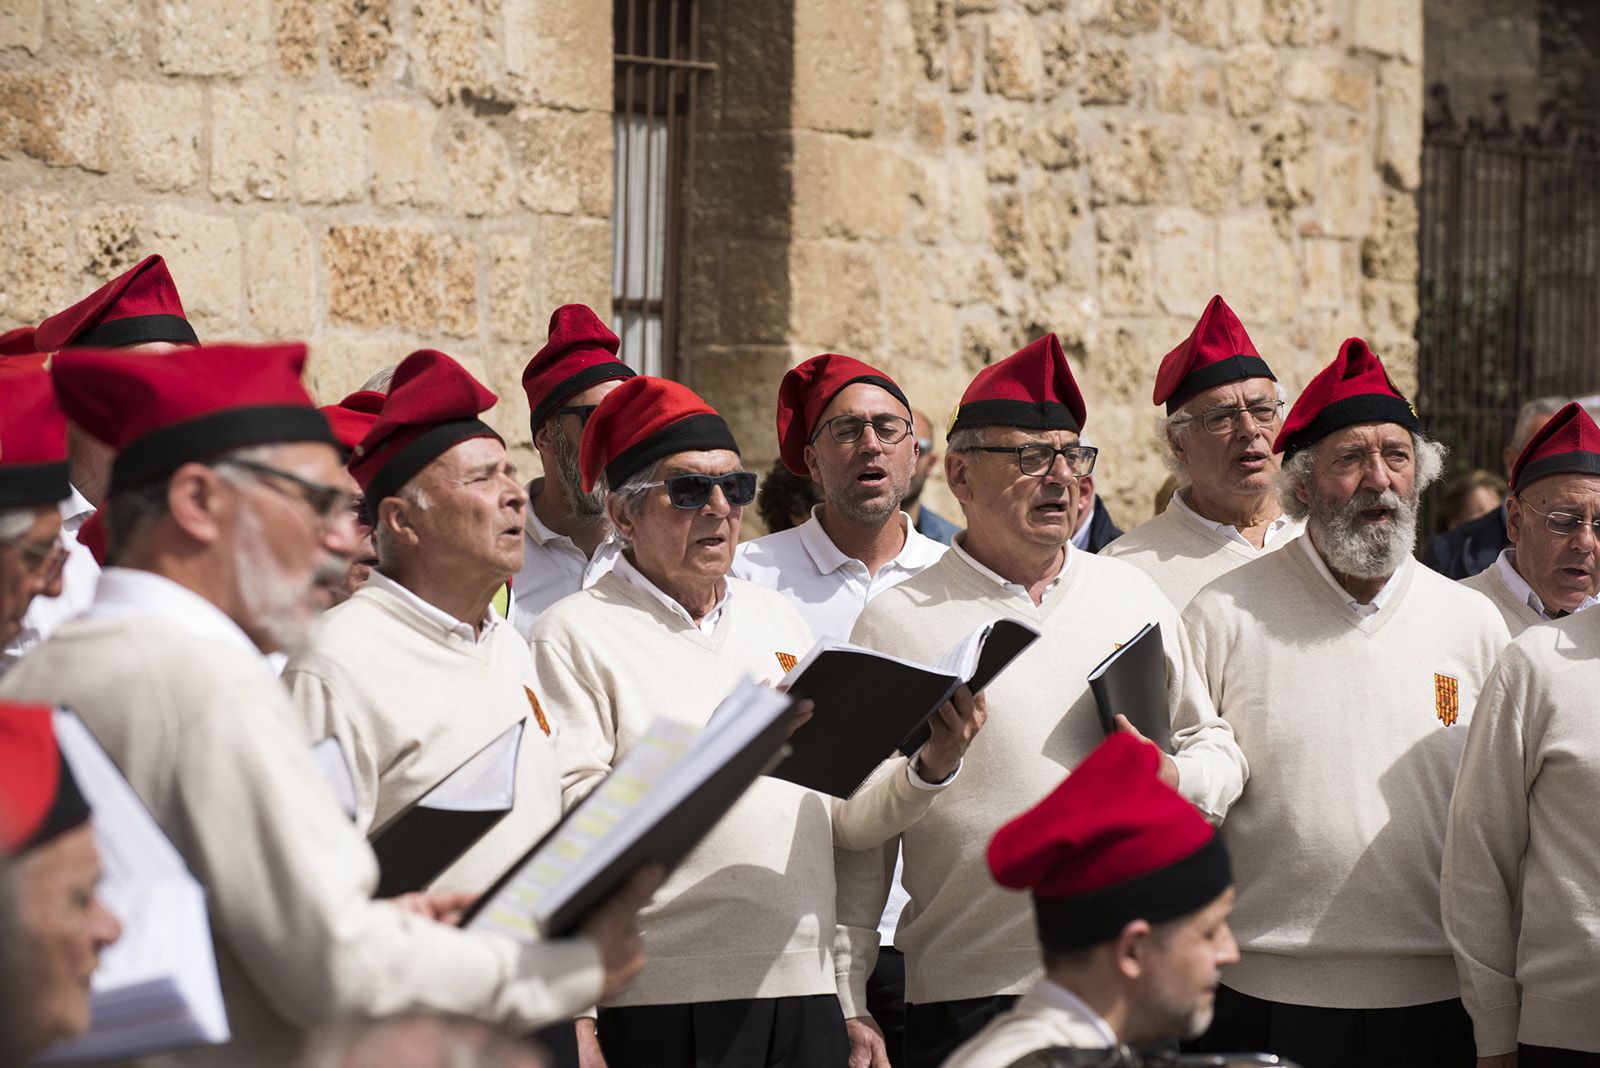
[35,255,198,352]
[0,703,91,855]
[1509,402,1600,493]
[0,361,71,508]
[579,376,740,493]
[0,326,37,356]
[51,342,335,496]
[521,304,636,434]
[776,353,912,476]
[320,390,387,455]
[949,334,1086,437]
[1153,295,1275,413]
[988,733,1231,951]
[1273,337,1420,459]
[350,350,501,503]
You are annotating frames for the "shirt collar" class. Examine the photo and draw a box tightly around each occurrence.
[366,569,499,644]
[83,567,264,660]
[950,534,1066,605]
[797,507,945,576]
[1029,979,1120,1048]
[612,552,731,636]
[1170,486,1293,548]
[1299,533,1401,617]
[1493,547,1600,621]
[60,485,94,529]
[1070,500,1096,550]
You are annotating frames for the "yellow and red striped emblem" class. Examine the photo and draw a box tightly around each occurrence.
[524,686,552,736]
[1434,673,1459,727]
[776,651,798,674]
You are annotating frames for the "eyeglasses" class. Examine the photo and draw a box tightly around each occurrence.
[1517,497,1600,539]
[553,405,600,427]
[639,471,759,510]
[810,414,913,447]
[217,458,356,528]
[7,535,67,579]
[959,444,1099,477]
[1179,401,1286,435]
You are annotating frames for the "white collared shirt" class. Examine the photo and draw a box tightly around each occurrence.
[1300,534,1400,617]
[1070,500,1097,551]
[82,566,265,662]
[1492,547,1600,621]
[1170,486,1295,550]
[950,534,1067,606]
[365,569,501,646]
[1030,979,1120,1047]
[611,552,730,636]
[0,486,101,676]
[731,507,947,644]
[508,479,623,640]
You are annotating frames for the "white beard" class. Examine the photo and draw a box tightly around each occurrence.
[232,500,326,656]
[1308,486,1419,580]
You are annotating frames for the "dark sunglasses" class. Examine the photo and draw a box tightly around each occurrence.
[553,405,600,427]
[639,471,758,509]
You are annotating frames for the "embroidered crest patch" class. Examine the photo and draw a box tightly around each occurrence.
[776,651,798,674]
[524,686,552,736]
[1434,674,1459,727]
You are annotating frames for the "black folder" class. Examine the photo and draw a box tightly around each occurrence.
[1086,622,1173,753]
[894,618,1041,756]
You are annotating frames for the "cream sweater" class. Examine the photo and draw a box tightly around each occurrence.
[837,548,1246,1011]
[1101,494,1304,610]
[1444,610,1600,1054]
[281,579,562,894]
[1459,561,1546,636]
[528,572,942,1008]
[0,611,601,1068]
[1183,538,1510,1009]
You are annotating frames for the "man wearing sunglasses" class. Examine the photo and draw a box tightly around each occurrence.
[1103,296,1303,611]
[509,304,638,638]
[838,334,1245,1068]
[1459,402,1600,634]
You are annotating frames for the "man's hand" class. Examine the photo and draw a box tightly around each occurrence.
[576,1018,608,1068]
[581,865,665,1000]
[785,698,815,740]
[845,1015,891,1068]
[386,889,479,925]
[1113,714,1178,788]
[1477,1055,1516,1068]
[915,686,986,783]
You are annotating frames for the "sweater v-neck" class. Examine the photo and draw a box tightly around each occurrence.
[1283,535,1416,637]
[942,545,1080,623]
[357,581,498,663]
[594,571,737,653]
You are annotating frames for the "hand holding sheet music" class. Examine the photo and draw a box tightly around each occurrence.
[1086,622,1174,754]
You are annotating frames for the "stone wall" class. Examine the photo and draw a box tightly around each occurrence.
[0,0,613,471]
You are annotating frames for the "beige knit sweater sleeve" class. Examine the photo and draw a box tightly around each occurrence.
[1164,609,1249,822]
[281,656,383,833]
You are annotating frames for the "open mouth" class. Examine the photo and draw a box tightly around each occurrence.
[1033,500,1069,518]
[856,466,887,487]
[1357,507,1394,524]
[1235,450,1268,470]
[696,534,727,548]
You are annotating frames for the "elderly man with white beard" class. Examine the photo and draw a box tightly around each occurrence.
[1181,338,1511,1068]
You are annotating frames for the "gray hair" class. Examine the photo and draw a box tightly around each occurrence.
[105,442,282,549]
[603,461,663,543]
[358,365,397,394]
[1157,381,1290,486]
[1510,397,1568,454]
[372,481,432,566]
[1275,432,1447,520]
[0,507,38,543]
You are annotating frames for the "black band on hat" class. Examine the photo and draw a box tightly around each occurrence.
[1164,355,1277,413]
[529,361,637,434]
[112,406,337,494]
[22,750,92,853]
[605,413,740,490]
[71,314,199,350]
[950,399,1081,437]
[1033,833,1232,952]
[0,460,70,509]
[813,375,913,433]
[1281,394,1422,459]
[1514,450,1600,492]
[366,418,501,505]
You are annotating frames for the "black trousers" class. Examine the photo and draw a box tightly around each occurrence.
[530,1020,578,1068]
[904,995,1019,1068]
[866,947,907,1068]
[597,995,848,1068]
[1190,985,1475,1068]
[1520,1046,1600,1067]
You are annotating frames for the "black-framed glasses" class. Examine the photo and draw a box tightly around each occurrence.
[217,457,355,528]
[1181,401,1285,435]
[553,405,600,427]
[810,414,913,447]
[1517,497,1600,539]
[959,444,1099,477]
[639,471,759,509]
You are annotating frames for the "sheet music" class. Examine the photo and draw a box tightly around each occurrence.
[419,720,523,813]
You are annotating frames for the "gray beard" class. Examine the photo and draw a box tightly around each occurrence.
[552,428,608,522]
[233,499,324,655]
[1308,486,1419,580]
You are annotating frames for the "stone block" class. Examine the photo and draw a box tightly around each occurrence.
[991,192,1027,279]
[1261,0,1320,47]
[323,224,441,331]
[1218,213,1294,322]
[908,0,952,81]
[488,232,543,343]
[76,205,143,284]
[984,111,1022,183]
[693,132,792,242]
[539,215,612,317]
[1171,0,1230,47]
[1093,0,1161,35]
[1352,0,1421,65]
[1360,189,1417,283]
[369,100,445,207]
[1025,186,1079,287]
[158,0,271,75]
[331,0,392,86]
[1300,236,1345,309]
[680,345,792,464]
[717,238,790,345]
[0,0,42,52]
[1283,58,1331,102]
[409,0,487,103]
[794,0,881,134]
[1154,52,1193,113]
[1088,122,1167,206]
[211,86,293,202]
[147,204,244,331]
[948,159,990,245]
[0,70,108,172]
[1080,46,1134,105]
[246,213,317,333]
[1319,146,1365,236]
[793,132,908,240]
[275,0,320,75]
[305,333,420,403]
[51,0,140,58]
[1095,207,1153,315]
[1330,66,1372,111]
[950,24,978,92]
[444,117,516,217]
[297,94,368,204]
[501,0,610,110]
[883,247,956,366]
[112,81,203,192]
[1182,118,1242,214]
[1224,42,1279,117]
[1152,208,1217,315]
[1260,108,1316,213]
[0,191,73,322]
[514,108,612,217]
[439,237,477,337]
[1024,112,1080,171]
[1230,0,1262,41]
[911,96,947,152]
[789,241,882,353]
[1377,62,1422,191]
[984,11,1043,100]
[958,308,1015,375]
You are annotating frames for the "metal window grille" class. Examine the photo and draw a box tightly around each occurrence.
[613,0,714,378]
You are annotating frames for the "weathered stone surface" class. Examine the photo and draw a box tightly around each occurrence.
[1261,0,1320,47]
[0,70,108,172]
[1224,42,1279,117]
[1080,47,1134,105]
[1089,122,1167,205]
[984,11,1044,101]
[514,108,612,217]
[275,0,320,75]
[991,192,1027,278]
[246,213,316,333]
[908,0,952,80]
[948,159,991,245]
[1218,213,1294,321]
[1024,186,1079,287]
[488,232,543,343]
[1171,0,1230,47]
[1230,0,1263,41]
[1283,57,1330,102]
[439,237,477,337]
[1260,108,1315,214]
[984,111,1022,183]
[883,246,957,365]
[1153,52,1192,113]
[0,191,73,322]
[305,333,421,403]
[1361,189,1418,283]
[409,0,487,103]
[1093,0,1161,36]
[1330,66,1372,111]
[0,0,42,52]
[502,0,610,110]
[1182,118,1241,214]
[718,239,791,344]
[1352,0,1421,65]
[794,0,881,134]
[297,95,368,204]
[1024,112,1080,170]
[1319,146,1366,236]
[212,86,293,201]
[1095,207,1153,313]
[158,0,271,75]
[51,0,141,58]
[912,96,947,152]
[331,0,392,86]
[1152,208,1217,314]
[444,117,516,217]
[539,215,612,317]
[1041,17,1080,91]
[1300,236,1346,309]
[794,133,909,240]
[324,224,441,331]
[113,81,203,192]
[76,205,143,284]
[369,100,445,207]
[1377,62,1422,191]
[148,204,243,329]
[950,24,978,92]
[789,241,882,353]
[959,307,1013,374]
